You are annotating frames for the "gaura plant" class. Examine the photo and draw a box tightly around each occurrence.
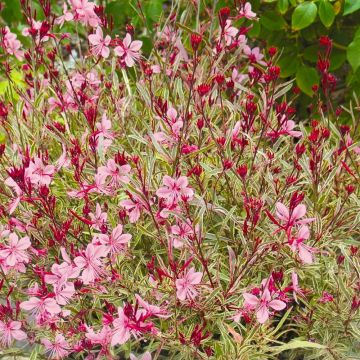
[0,1,359,359]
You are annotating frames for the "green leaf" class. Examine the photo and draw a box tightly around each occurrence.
[292,2,318,31]
[347,36,360,72]
[303,45,318,62]
[106,1,134,27]
[296,66,320,96]
[248,21,261,37]
[319,0,335,27]
[261,11,287,31]
[30,346,41,360]
[344,0,360,15]
[278,55,300,77]
[144,0,163,22]
[272,339,326,354]
[0,132,6,144]
[330,48,346,71]
[278,0,289,14]
[0,70,25,96]
[2,0,23,23]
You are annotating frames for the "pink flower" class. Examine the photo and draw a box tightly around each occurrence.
[3,27,24,60]
[171,219,195,248]
[275,202,315,228]
[290,271,303,303]
[97,159,131,187]
[175,267,203,301]
[239,2,256,19]
[53,282,76,306]
[223,20,238,46]
[243,288,286,323]
[135,294,169,318]
[0,233,31,267]
[74,244,109,284]
[85,325,112,347]
[267,117,302,139]
[55,3,74,27]
[96,113,113,139]
[111,307,132,346]
[25,157,55,186]
[70,0,100,27]
[114,33,143,67]
[319,291,334,303]
[41,334,70,359]
[89,203,107,231]
[88,27,111,58]
[96,224,131,256]
[43,252,78,307]
[244,46,266,66]
[4,177,22,214]
[156,176,194,206]
[231,68,247,86]
[20,296,62,315]
[345,134,360,154]
[120,195,147,223]
[281,120,302,137]
[289,226,315,264]
[0,320,27,347]
[22,20,49,43]
[44,248,80,288]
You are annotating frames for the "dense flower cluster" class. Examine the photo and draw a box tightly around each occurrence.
[0,0,359,359]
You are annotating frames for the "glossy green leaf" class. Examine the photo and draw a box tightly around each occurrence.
[319,0,335,27]
[2,0,22,23]
[347,36,360,72]
[303,45,318,63]
[278,55,300,77]
[330,49,346,71]
[296,66,320,96]
[261,11,287,31]
[344,0,360,15]
[292,2,318,30]
[144,0,163,22]
[278,0,289,14]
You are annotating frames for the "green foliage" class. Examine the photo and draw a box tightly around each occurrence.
[344,0,360,15]
[292,2,318,30]
[347,27,360,72]
[1,0,22,23]
[319,0,335,28]
[249,0,360,103]
[296,65,319,96]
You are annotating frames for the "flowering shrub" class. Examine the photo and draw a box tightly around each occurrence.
[0,1,359,359]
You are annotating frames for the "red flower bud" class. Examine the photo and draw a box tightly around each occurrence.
[223,159,233,170]
[197,118,204,129]
[197,83,211,97]
[219,7,231,28]
[295,143,306,157]
[190,33,202,51]
[319,35,332,48]
[236,164,247,178]
[268,47,277,57]
[215,74,225,85]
